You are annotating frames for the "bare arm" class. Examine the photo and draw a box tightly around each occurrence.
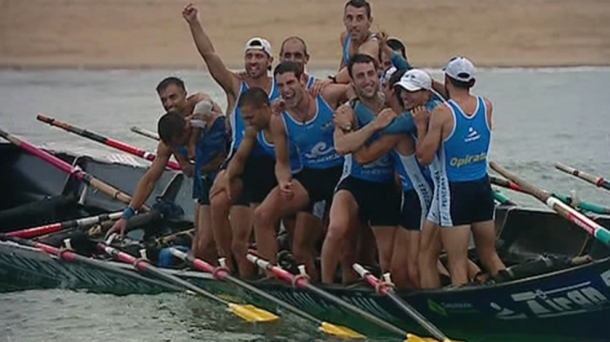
[431,80,449,100]
[415,106,449,165]
[130,143,172,210]
[485,97,493,130]
[270,115,292,184]
[334,106,396,155]
[334,40,380,84]
[353,134,401,164]
[184,8,239,96]
[321,84,351,109]
[225,126,257,180]
[333,105,378,155]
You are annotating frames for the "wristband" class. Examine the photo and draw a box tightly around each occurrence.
[122,207,136,220]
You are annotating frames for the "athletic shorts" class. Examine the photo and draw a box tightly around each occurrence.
[193,173,217,205]
[400,189,426,231]
[335,176,401,226]
[242,154,277,205]
[432,175,495,227]
[294,165,343,211]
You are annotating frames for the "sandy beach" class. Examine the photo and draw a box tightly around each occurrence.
[1,0,609,70]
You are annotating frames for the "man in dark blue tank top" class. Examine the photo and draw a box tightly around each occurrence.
[108,79,225,266]
[412,56,506,287]
[183,4,279,278]
[320,54,402,285]
[252,61,351,280]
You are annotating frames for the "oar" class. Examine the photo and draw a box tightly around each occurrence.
[247,253,436,342]
[131,126,160,141]
[37,114,181,171]
[98,242,278,323]
[490,161,610,246]
[555,162,610,192]
[0,127,146,209]
[0,235,181,291]
[352,263,458,342]
[492,188,517,206]
[490,175,610,215]
[3,211,122,239]
[169,248,364,339]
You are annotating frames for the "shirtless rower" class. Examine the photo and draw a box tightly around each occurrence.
[253,61,350,281]
[413,56,506,286]
[321,54,401,285]
[183,3,280,277]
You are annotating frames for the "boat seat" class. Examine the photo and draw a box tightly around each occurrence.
[497,208,588,260]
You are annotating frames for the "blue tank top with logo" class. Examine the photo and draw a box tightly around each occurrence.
[257,130,303,174]
[230,81,281,157]
[192,117,227,196]
[341,101,395,183]
[439,97,491,182]
[281,95,343,169]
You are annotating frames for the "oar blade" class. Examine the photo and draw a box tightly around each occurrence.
[227,303,280,323]
[405,333,460,342]
[319,321,366,339]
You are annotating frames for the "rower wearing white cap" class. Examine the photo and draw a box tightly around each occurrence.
[412,56,506,287]
[183,4,280,278]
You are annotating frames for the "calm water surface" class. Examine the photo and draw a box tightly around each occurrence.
[1,68,610,341]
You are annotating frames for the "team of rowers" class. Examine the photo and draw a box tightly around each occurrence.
[108,0,507,289]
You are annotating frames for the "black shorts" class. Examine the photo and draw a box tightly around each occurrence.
[335,176,401,226]
[194,173,217,205]
[400,190,426,231]
[242,154,277,204]
[294,165,343,210]
[437,176,495,227]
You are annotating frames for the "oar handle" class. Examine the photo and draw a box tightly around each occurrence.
[352,263,370,278]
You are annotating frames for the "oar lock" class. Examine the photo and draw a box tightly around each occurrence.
[291,265,310,288]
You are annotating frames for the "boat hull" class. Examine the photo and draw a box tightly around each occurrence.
[2,220,610,339]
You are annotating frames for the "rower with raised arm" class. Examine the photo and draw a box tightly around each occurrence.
[183,3,281,278]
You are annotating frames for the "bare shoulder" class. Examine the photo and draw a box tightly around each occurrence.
[244,125,258,139]
[156,141,171,158]
[483,96,493,112]
[340,31,348,46]
[270,114,285,131]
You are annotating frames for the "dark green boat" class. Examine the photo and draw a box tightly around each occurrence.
[2,143,610,340]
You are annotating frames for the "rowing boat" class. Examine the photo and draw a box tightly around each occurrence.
[2,143,610,339]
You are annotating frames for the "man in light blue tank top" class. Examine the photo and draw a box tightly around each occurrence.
[319,0,379,88]
[321,54,403,285]
[331,68,434,289]
[252,61,351,281]
[278,37,319,90]
[413,56,506,287]
[184,4,279,278]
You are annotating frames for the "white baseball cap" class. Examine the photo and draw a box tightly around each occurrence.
[244,37,273,56]
[394,69,432,92]
[443,56,476,82]
[381,66,397,86]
